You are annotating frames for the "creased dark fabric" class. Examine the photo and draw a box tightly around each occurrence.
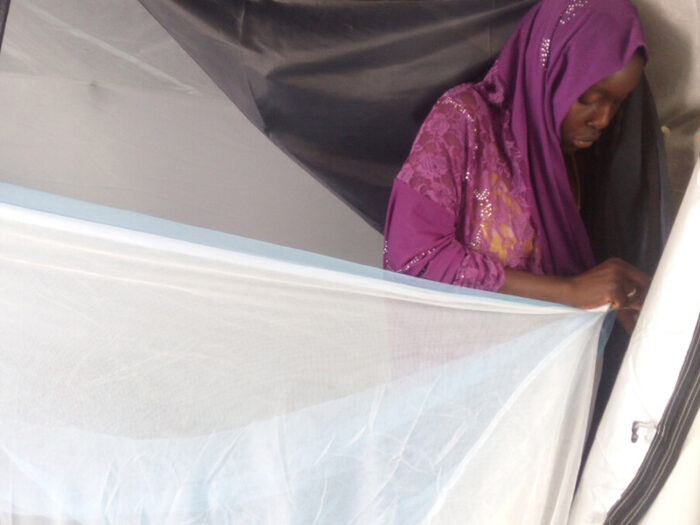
[137,0,536,231]
[0,0,11,53]
[581,75,673,275]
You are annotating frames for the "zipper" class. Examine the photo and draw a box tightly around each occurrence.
[604,313,700,524]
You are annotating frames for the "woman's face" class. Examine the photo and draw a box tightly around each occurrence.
[560,53,645,154]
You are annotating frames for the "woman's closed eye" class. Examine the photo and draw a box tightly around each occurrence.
[577,92,600,105]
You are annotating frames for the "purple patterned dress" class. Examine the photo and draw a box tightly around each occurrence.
[384,83,543,291]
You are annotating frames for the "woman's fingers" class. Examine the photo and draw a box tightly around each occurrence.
[616,259,650,289]
[617,309,639,335]
[626,264,652,289]
[622,300,643,311]
[595,258,649,310]
[624,286,645,310]
[621,265,650,309]
[611,288,633,310]
[569,258,651,310]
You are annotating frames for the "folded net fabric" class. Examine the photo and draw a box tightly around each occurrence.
[0,187,607,524]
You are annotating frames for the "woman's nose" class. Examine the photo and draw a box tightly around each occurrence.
[588,103,615,130]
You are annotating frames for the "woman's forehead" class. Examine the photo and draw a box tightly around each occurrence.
[588,54,645,96]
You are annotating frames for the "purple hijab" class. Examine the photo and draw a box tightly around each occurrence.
[481,0,647,275]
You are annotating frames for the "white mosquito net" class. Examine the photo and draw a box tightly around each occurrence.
[0,185,609,523]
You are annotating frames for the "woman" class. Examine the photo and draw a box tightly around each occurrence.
[384,0,651,332]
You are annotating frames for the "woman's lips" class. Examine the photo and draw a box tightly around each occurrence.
[572,136,599,148]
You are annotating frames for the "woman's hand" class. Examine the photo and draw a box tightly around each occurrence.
[562,258,650,335]
[561,257,650,311]
[501,258,650,334]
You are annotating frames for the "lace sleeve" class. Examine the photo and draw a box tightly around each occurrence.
[395,95,468,212]
[384,94,505,292]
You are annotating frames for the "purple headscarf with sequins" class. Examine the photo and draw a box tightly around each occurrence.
[481,0,647,275]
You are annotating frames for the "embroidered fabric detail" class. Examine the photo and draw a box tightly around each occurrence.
[451,252,506,291]
[384,239,438,275]
[559,0,589,24]
[540,38,551,69]
[472,171,537,266]
[437,96,476,123]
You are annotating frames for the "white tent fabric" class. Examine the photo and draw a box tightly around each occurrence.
[635,0,700,208]
[0,0,383,267]
[570,157,700,524]
[0,184,608,523]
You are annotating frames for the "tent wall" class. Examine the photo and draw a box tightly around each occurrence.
[636,0,700,209]
[0,0,383,266]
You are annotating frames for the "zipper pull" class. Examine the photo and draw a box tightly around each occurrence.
[631,420,658,443]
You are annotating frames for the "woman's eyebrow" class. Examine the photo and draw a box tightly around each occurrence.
[586,85,607,94]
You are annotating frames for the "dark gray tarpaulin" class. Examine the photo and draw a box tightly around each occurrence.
[136,0,536,232]
[137,0,671,268]
[0,0,10,52]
